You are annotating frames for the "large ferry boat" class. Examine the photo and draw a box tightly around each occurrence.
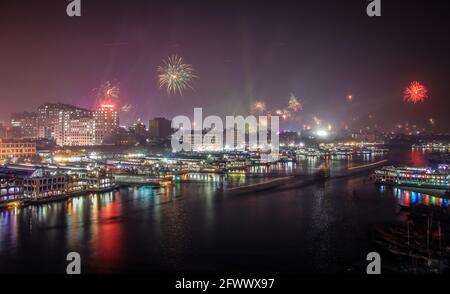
[0,165,118,205]
[372,166,450,194]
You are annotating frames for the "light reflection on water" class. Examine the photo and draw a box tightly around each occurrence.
[249,154,386,176]
[388,186,449,208]
[0,149,448,273]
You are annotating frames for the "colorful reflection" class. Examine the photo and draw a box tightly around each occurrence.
[64,192,125,273]
[91,192,124,272]
[393,187,449,208]
[0,208,19,252]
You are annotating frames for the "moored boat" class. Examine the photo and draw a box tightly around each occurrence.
[372,166,450,193]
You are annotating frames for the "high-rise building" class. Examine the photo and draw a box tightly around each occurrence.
[54,105,93,146]
[10,103,119,146]
[10,112,39,139]
[56,112,95,146]
[149,117,172,140]
[129,120,147,136]
[37,103,89,140]
[93,104,119,145]
[38,103,67,139]
[66,117,95,146]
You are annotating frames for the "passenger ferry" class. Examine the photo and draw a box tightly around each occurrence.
[372,166,450,194]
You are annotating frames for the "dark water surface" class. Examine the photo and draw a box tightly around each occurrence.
[0,148,448,273]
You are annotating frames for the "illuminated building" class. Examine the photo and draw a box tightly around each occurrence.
[23,173,67,200]
[0,176,25,204]
[10,112,39,139]
[0,165,116,202]
[190,132,223,152]
[94,104,119,145]
[56,111,95,146]
[279,131,299,145]
[0,166,65,201]
[351,129,383,142]
[174,130,224,152]
[129,120,147,136]
[0,139,36,160]
[36,103,118,146]
[149,117,172,140]
[412,142,450,152]
[67,174,115,194]
[38,103,73,139]
[38,103,91,140]
[128,120,148,144]
[66,116,95,146]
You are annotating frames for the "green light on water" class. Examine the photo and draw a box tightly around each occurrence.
[431,197,436,205]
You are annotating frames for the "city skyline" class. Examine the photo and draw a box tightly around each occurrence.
[3,100,184,147]
[1,0,450,131]
[2,0,450,279]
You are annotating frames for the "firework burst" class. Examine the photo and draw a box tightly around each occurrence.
[95,81,120,99]
[404,81,428,104]
[158,55,197,95]
[429,118,435,125]
[253,101,266,114]
[288,94,303,112]
[280,109,291,121]
[121,104,133,113]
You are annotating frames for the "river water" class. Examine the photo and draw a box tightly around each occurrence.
[0,147,448,273]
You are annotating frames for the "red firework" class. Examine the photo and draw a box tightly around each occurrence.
[403,81,428,104]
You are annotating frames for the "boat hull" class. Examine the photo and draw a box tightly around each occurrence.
[374,180,449,197]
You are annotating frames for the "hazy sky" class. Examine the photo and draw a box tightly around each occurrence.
[0,0,449,130]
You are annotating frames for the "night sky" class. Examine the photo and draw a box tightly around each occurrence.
[1,0,449,130]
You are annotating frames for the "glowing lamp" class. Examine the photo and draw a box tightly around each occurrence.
[316,130,328,138]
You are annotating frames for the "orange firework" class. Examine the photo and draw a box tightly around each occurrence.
[253,101,266,114]
[281,111,290,121]
[288,94,303,112]
[404,81,428,104]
